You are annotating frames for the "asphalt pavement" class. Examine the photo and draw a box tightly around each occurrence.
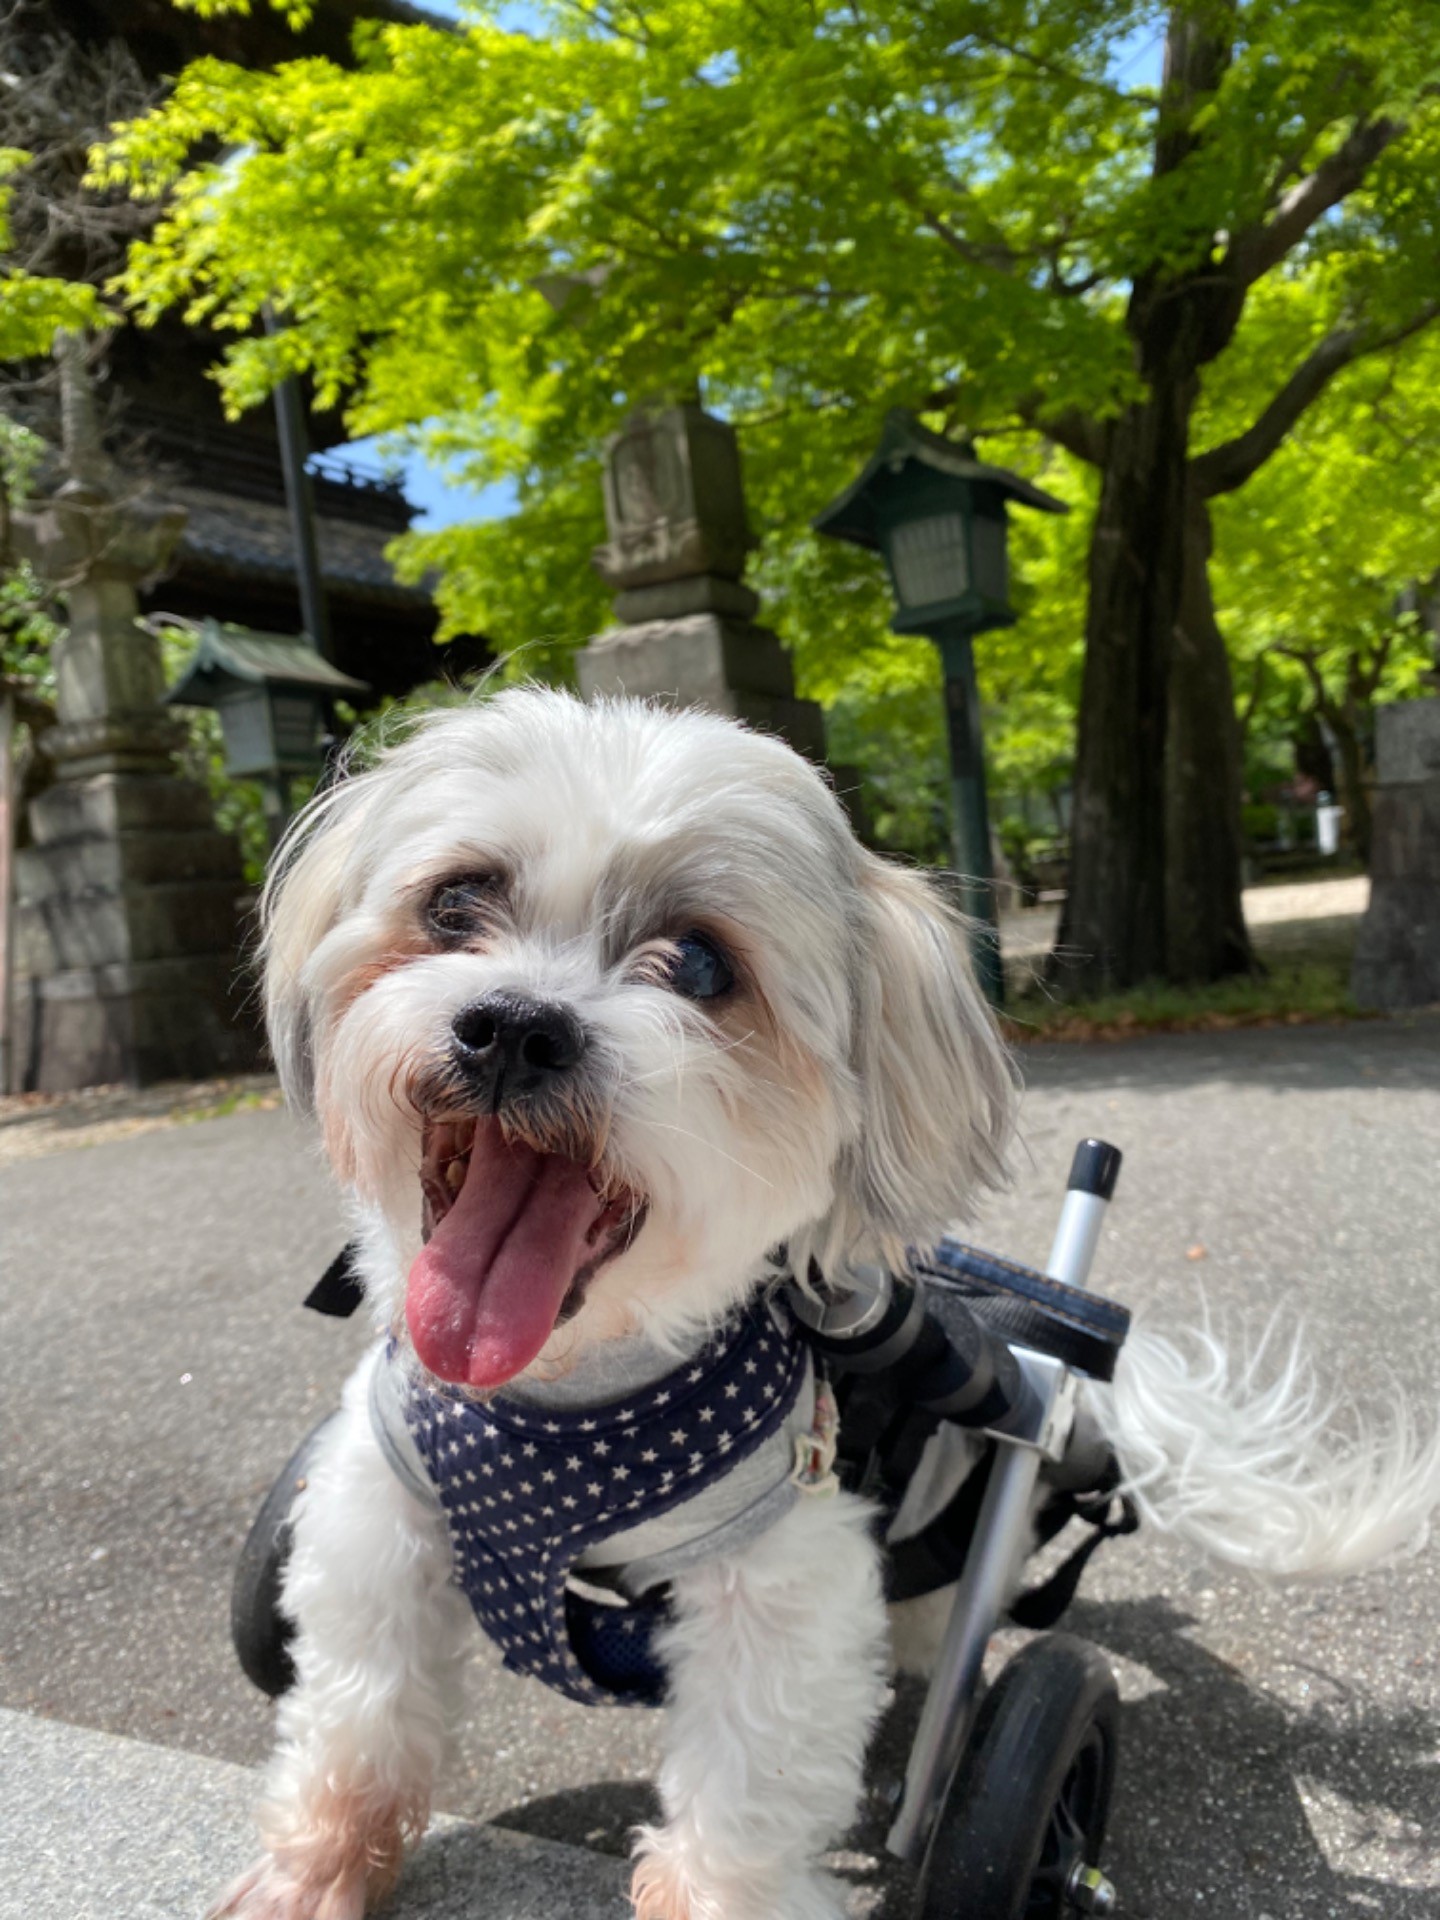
[3,1015,1439,1919]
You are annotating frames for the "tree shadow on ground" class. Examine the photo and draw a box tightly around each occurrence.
[497,1593,1440,1920]
[848,1593,1440,1920]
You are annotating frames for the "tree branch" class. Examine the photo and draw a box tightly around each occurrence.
[1025,402,1109,468]
[1357,625,1394,704]
[1225,115,1402,290]
[901,191,1018,275]
[1194,301,1440,497]
[1238,652,1267,743]
[1274,640,1333,718]
[966,31,1151,109]
[912,382,1106,467]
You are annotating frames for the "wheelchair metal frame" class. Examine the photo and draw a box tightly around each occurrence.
[888,1152,1121,1871]
[889,1344,1079,1860]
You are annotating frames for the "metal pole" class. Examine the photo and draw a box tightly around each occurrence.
[934,620,1003,1008]
[886,1440,1044,1859]
[0,687,13,1095]
[263,309,334,669]
[261,775,292,853]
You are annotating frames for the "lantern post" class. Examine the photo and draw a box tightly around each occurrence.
[163,619,369,846]
[814,411,1067,1007]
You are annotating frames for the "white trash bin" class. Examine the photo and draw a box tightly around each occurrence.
[1316,795,1343,857]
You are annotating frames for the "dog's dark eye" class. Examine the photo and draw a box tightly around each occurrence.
[426,874,502,943]
[669,931,734,1001]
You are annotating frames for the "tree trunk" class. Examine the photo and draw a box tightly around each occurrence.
[1052,388,1191,993]
[1164,488,1255,980]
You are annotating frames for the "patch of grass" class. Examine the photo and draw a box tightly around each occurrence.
[173,1083,282,1125]
[1002,961,1369,1044]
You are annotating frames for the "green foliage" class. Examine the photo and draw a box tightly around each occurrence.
[1212,319,1440,769]
[93,3,1440,467]
[391,462,608,682]
[1,413,61,690]
[1006,960,1362,1042]
[0,407,46,498]
[166,0,314,22]
[0,560,60,686]
[89,1,1440,848]
[0,150,102,357]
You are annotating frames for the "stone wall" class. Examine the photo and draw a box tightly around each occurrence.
[1351,698,1440,1009]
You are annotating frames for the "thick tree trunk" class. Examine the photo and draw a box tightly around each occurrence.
[1048,5,1260,997]
[1052,390,1190,993]
[1164,489,1255,980]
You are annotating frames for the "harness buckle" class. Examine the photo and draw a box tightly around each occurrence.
[791,1378,841,1496]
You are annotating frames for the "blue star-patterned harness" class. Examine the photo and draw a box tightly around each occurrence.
[399,1302,807,1706]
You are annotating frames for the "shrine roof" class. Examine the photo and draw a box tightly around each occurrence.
[171,485,433,610]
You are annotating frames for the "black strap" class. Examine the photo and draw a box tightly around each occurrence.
[1008,1492,1140,1630]
[303,1243,366,1318]
[884,1450,995,1602]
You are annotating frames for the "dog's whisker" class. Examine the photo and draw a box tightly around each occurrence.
[626,1117,776,1191]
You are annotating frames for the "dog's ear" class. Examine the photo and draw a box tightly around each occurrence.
[259,780,369,1116]
[843,853,1014,1260]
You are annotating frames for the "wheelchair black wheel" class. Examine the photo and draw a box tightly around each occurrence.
[230,1414,339,1699]
[914,1633,1120,1920]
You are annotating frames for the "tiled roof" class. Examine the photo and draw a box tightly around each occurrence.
[171,485,433,609]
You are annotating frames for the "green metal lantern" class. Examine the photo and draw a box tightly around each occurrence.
[165,619,369,840]
[814,411,1067,1005]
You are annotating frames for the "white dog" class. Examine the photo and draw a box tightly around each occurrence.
[214,688,1440,1920]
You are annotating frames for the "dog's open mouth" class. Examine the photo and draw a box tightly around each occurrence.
[405,1115,644,1390]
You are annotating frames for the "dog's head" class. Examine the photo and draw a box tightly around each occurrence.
[262,688,1012,1387]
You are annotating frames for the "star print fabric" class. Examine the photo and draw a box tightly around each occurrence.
[401,1302,807,1705]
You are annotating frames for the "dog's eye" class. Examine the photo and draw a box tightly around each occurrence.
[668,931,734,1001]
[426,874,502,943]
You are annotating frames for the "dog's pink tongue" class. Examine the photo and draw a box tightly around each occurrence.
[406,1127,605,1389]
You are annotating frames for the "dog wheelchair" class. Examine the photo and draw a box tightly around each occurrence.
[233,1138,1135,1920]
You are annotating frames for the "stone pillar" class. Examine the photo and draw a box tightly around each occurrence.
[1351,698,1440,1009]
[7,338,256,1089]
[576,404,867,826]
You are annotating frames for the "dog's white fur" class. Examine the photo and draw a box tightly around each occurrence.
[214,688,1440,1920]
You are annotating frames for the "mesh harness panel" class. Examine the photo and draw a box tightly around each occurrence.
[401,1303,807,1705]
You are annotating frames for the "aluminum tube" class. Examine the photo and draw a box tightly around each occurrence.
[1045,1188,1108,1291]
[886,1440,1044,1861]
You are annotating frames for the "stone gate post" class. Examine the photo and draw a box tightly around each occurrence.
[575,403,867,830]
[7,337,255,1089]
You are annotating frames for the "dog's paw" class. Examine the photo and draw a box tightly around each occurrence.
[205,1853,368,1920]
[630,1849,699,1920]
[631,1846,848,1920]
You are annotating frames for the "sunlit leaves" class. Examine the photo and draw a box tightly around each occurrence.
[84,0,1440,846]
[1212,318,1440,757]
[0,150,104,357]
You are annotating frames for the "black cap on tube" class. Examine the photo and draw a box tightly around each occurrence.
[1067,1138,1123,1200]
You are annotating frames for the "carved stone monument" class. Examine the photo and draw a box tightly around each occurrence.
[1351,697,1440,1009]
[577,405,865,823]
[8,337,255,1088]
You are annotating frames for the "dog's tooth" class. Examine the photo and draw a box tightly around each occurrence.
[445,1158,467,1193]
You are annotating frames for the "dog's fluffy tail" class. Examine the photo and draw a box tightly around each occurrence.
[1090,1320,1440,1579]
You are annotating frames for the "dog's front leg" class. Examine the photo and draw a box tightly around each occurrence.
[210,1353,468,1920]
[633,1492,888,1920]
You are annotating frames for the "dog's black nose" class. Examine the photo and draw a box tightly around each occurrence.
[450,992,586,1105]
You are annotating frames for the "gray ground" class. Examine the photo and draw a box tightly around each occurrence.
[3,1014,1439,1919]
